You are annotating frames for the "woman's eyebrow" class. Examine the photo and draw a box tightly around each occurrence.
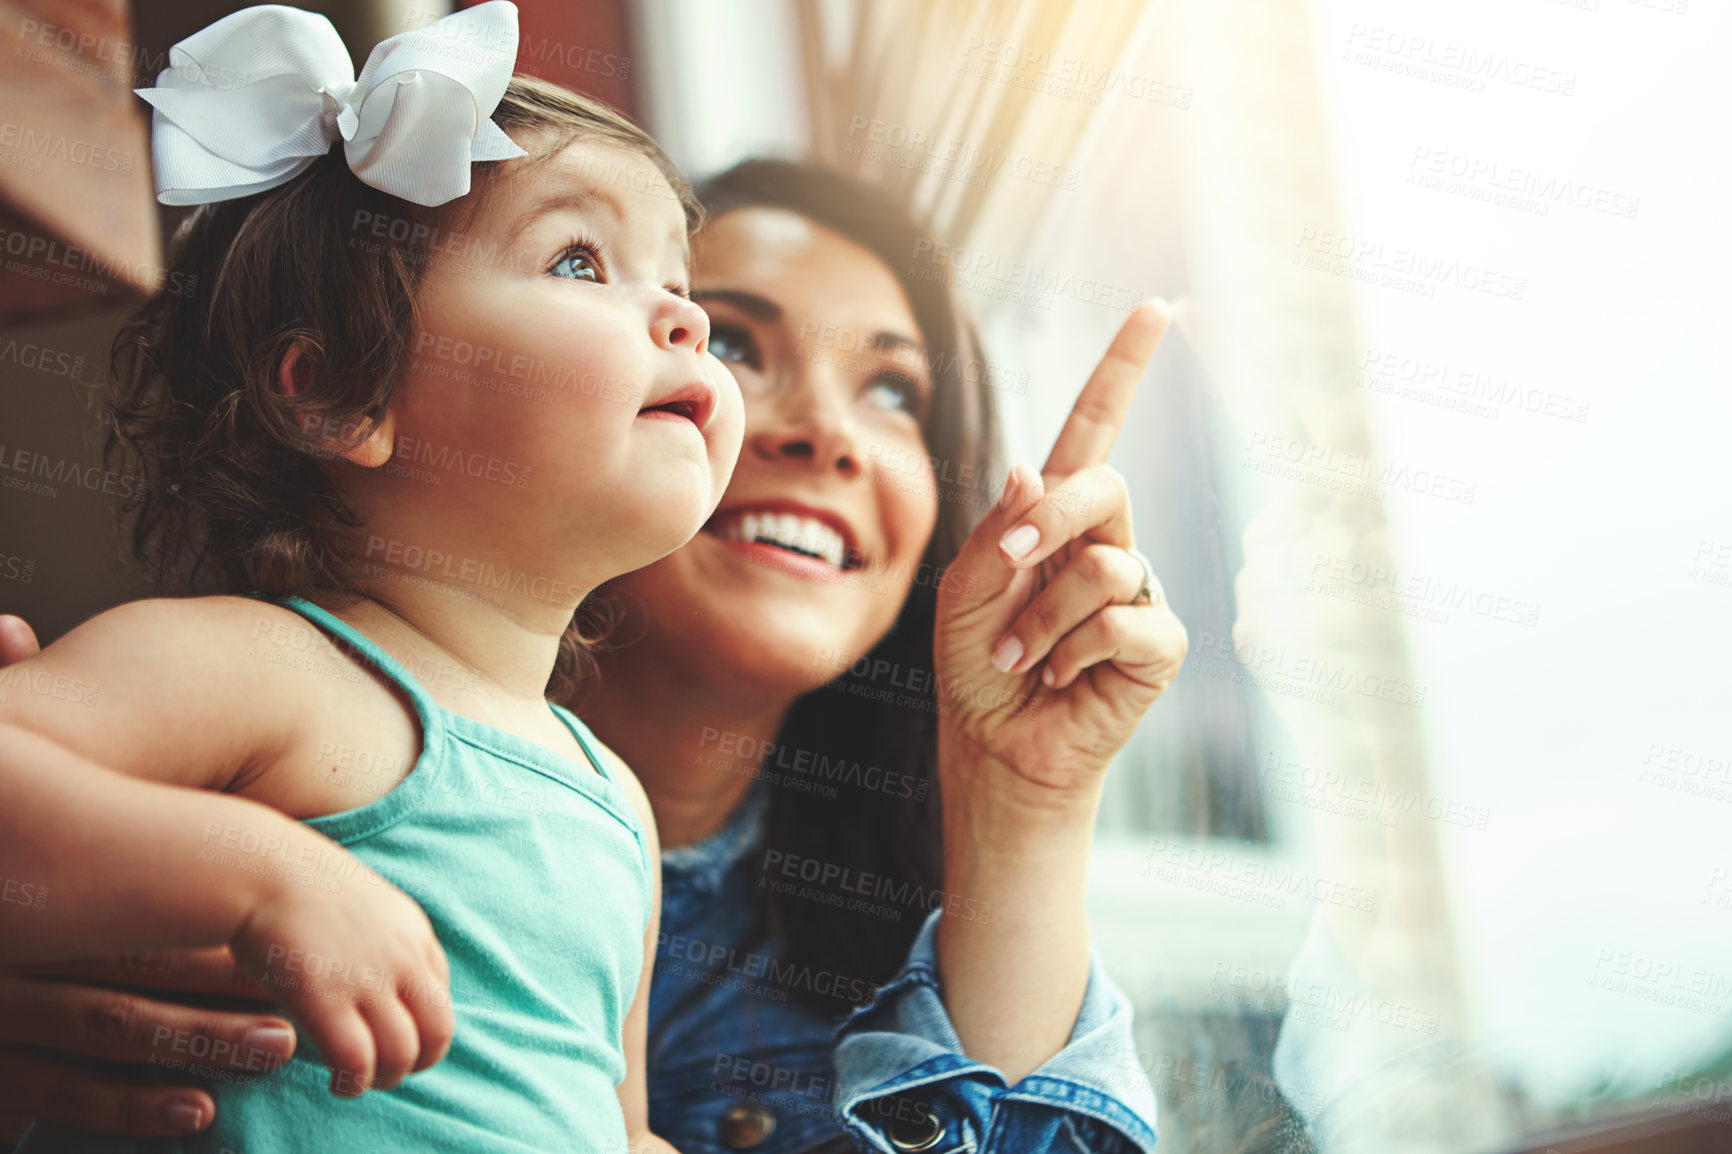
[871,332,925,358]
[691,288,781,321]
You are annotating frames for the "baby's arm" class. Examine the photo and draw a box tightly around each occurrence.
[0,597,298,959]
[594,744,680,1154]
[0,719,301,959]
[0,597,453,1095]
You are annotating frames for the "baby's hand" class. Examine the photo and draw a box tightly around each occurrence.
[229,857,453,1097]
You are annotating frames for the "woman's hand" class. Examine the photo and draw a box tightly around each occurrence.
[934,300,1188,816]
[929,302,1187,1083]
[0,951,295,1140]
[0,614,40,667]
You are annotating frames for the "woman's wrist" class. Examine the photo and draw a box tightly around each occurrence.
[938,730,1105,857]
[938,775,1096,943]
[933,753,1097,1083]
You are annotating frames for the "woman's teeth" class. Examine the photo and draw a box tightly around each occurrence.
[712,511,849,569]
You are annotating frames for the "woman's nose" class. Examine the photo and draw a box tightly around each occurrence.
[652,293,712,355]
[748,368,863,479]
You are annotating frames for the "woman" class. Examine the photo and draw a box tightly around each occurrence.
[0,159,1187,1154]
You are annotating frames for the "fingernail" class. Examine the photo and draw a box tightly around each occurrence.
[997,467,1020,510]
[165,1100,206,1132]
[991,635,1023,674]
[1041,666,1056,687]
[244,1025,296,1059]
[999,524,1039,562]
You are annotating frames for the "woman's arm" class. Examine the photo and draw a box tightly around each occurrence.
[931,743,1100,1081]
[932,301,1184,1081]
[834,303,1181,1154]
[834,909,1158,1154]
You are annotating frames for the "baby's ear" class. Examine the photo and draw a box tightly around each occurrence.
[279,343,397,469]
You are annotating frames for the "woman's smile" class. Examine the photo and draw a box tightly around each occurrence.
[702,499,865,577]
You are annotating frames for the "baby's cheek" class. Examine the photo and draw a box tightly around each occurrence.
[707,360,748,494]
[705,351,744,401]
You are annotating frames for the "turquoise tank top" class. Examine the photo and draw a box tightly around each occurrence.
[24,596,653,1154]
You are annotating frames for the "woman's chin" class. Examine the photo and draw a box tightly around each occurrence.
[699,598,866,691]
[602,533,904,698]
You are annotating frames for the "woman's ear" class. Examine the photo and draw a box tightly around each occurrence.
[279,343,397,469]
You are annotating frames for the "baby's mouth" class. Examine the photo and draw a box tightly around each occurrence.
[637,379,717,427]
[639,398,700,422]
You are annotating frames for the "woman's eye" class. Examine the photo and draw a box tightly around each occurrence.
[863,372,925,415]
[550,246,601,282]
[707,323,762,369]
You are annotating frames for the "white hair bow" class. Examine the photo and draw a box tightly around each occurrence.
[135,2,527,208]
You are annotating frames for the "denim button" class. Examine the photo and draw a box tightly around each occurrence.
[887,1102,944,1151]
[718,1101,777,1148]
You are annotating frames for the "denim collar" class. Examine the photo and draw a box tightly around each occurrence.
[660,781,769,895]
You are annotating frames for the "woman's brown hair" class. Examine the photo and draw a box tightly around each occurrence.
[107,75,695,691]
[682,159,1002,1015]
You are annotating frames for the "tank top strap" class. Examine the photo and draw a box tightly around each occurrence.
[547,702,614,783]
[266,595,453,844]
[274,595,439,707]
[273,594,449,745]
[546,702,651,888]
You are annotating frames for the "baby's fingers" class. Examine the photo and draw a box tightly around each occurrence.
[359,995,421,1091]
[297,1000,374,1098]
[402,943,453,1073]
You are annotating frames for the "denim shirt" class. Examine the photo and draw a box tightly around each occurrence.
[649,788,1159,1154]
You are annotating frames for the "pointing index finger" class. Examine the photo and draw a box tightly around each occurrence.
[1041,299,1171,480]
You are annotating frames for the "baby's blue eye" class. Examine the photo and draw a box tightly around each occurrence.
[551,246,600,282]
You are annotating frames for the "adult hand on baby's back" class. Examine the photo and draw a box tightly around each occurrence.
[934,301,1190,814]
